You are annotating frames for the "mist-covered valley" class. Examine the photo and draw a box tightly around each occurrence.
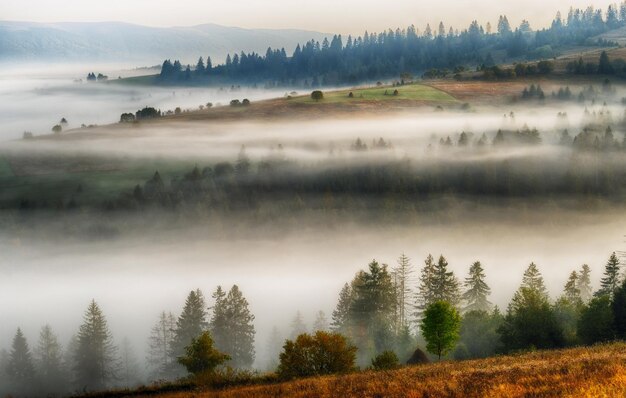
[1,67,626,396]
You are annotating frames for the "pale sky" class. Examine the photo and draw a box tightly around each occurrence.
[0,0,619,34]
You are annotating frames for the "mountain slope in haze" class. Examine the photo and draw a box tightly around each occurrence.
[0,21,331,64]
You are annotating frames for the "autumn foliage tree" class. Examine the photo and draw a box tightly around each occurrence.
[277,331,357,380]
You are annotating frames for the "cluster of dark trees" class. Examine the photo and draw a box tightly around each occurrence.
[86,73,108,82]
[102,133,626,213]
[2,253,624,396]
[157,4,625,86]
[327,252,624,365]
[0,285,255,396]
[566,50,626,75]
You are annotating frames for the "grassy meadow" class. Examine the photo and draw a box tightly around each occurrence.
[145,343,626,398]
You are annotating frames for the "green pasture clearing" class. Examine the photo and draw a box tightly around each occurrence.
[291,83,456,104]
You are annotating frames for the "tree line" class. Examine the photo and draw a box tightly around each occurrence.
[2,252,624,395]
[156,4,626,87]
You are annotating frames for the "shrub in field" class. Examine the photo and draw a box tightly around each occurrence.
[177,331,230,376]
[311,90,324,101]
[371,351,400,370]
[277,331,356,380]
[406,347,430,365]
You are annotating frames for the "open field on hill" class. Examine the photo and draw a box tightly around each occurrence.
[290,83,456,104]
[133,343,626,398]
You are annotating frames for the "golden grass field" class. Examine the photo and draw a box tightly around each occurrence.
[156,343,626,398]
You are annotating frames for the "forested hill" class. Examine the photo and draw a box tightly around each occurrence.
[158,4,626,87]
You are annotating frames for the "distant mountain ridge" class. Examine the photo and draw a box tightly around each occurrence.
[0,21,331,64]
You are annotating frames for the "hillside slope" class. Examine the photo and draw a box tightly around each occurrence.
[152,343,626,398]
[0,21,330,64]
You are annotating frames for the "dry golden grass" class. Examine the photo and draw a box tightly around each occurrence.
[157,343,626,398]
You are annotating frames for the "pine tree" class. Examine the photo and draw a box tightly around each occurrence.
[578,264,593,302]
[35,324,67,394]
[209,286,228,352]
[432,255,461,306]
[312,311,329,331]
[235,145,251,176]
[521,262,547,298]
[290,311,307,338]
[415,254,437,317]
[7,328,36,385]
[462,261,492,313]
[216,285,256,368]
[393,253,414,330]
[171,290,208,372]
[331,283,352,333]
[147,311,176,380]
[265,326,283,371]
[597,252,621,299]
[119,338,141,387]
[563,271,581,304]
[74,300,118,391]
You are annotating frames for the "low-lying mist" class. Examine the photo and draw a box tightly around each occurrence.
[1,76,626,395]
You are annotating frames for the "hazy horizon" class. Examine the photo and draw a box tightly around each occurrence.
[1,0,621,35]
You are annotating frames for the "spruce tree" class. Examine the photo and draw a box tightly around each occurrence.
[213,285,256,368]
[147,311,176,380]
[393,253,413,329]
[432,255,461,306]
[290,311,307,338]
[35,324,67,394]
[7,328,36,386]
[265,326,283,370]
[171,289,208,371]
[462,261,492,313]
[119,338,141,387]
[74,300,118,391]
[521,262,547,298]
[578,264,593,303]
[209,286,228,353]
[563,271,581,304]
[331,283,352,333]
[597,252,621,299]
[312,311,329,332]
[415,254,437,317]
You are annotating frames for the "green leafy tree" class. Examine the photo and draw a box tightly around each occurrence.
[277,331,356,380]
[597,252,621,299]
[74,300,118,391]
[177,332,229,376]
[578,295,615,345]
[420,301,461,360]
[462,261,491,313]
